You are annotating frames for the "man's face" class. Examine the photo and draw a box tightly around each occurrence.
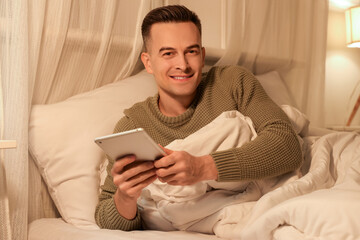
[141,22,205,104]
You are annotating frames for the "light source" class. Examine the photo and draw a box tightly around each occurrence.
[345,5,360,126]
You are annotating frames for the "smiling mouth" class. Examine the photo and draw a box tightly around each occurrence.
[170,73,194,80]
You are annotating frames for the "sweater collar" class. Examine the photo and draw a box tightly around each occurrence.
[149,80,205,126]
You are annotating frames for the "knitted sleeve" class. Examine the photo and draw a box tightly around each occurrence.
[94,116,142,230]
[210,66,302,181]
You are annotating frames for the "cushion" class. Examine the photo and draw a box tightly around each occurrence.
[29,69,295,229]
[29,70,158,229]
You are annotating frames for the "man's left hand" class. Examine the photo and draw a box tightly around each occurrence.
[154,147,218,185]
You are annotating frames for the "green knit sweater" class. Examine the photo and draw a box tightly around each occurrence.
[95,65,302,230]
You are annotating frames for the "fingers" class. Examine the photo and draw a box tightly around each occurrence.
[158,145,173,155]
[111,155,158,199]
[155,151,191,175]
[113,160,155,184]
[155,151,208,186]
[155,152,192,185]
[111,155,136,176]
[116,168,157,196]
[120,175,158,198]
[158,175,179,184]
[158,174,188,186]
[154,150,178,168]
[156,160,183,178]
[154,157,174,168]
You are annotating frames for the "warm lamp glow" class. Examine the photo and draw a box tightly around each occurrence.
[345,6,360,48]
[345,5,360,126]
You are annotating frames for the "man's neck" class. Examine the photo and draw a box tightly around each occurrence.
[158,94,195,117]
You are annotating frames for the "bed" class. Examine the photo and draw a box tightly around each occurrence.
[28,69,360,240]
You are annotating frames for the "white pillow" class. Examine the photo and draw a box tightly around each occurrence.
[29,69,295,229]
[29,70,158,229]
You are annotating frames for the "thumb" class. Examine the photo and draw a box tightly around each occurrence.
[158,144,173,155]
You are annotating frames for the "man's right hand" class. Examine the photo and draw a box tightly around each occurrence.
[111,155,157,220]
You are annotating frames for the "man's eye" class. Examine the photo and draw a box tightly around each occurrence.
[188,50,199,55]
[163,52,173,56]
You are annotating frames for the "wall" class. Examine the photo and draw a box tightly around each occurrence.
[176,0,226,61]
[326,10,360,127]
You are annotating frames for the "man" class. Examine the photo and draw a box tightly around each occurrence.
[95,5,302,231]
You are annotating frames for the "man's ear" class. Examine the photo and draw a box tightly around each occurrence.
[141,52,153,74]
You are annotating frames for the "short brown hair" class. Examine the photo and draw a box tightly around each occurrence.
[141,5,202,51]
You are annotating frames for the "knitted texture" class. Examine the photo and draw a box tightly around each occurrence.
[95,65,302,230]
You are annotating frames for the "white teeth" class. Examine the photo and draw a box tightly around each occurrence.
[173,76,187,80]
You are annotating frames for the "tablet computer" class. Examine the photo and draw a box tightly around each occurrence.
[94,128,165,161]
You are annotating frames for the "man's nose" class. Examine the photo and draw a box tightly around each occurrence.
[175,54,189,70]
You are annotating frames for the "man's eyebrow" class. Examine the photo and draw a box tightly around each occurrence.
[159,47,175,53]
[158,44,201,53]
[186,44,201,50]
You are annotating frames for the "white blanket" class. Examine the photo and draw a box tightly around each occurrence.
[240,132,360,240]
[138,106,360,240]
[138,106,307,236]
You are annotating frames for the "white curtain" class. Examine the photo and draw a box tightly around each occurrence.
[0,0,156,239]
[216,0,328,127]
[30,0,154,104]
[0,1,29,240]
[0,0,328,240]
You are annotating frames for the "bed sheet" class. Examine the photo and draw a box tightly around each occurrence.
[28,218,220,240]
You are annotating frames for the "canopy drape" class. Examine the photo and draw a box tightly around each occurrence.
[217,0,327,127]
